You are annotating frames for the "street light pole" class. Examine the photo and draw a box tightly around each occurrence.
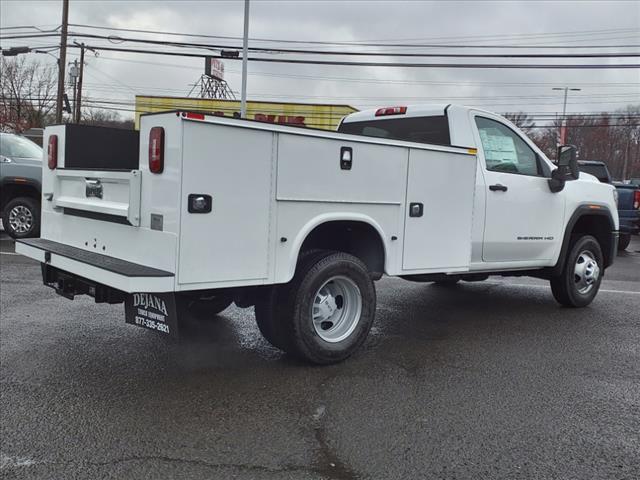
[240,0,250,118]
[552,86,581,146]
[70,59,78,121]
[55,0,70,123]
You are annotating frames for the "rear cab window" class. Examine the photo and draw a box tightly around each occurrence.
[578,164,610,183]
[338,115,451,146]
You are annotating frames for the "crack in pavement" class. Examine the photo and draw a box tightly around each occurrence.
[307,373,361,480]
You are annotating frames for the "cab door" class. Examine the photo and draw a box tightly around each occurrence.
[472,114,565,263]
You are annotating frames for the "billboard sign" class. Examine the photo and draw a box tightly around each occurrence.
[205,57,225,81]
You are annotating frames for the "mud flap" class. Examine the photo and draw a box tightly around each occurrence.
[125,292,180,340]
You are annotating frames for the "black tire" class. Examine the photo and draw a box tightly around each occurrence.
[254,249,324,351]
[550,235,603,308]
[257,250,376,364]
[2,197,40,239]
[433,278,460,286]
[179,293,233,319]
[618,234,631,252]
[254,286,284,349]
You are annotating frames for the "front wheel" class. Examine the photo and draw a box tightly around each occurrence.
[550,235,603,307]
[256,251,376,364]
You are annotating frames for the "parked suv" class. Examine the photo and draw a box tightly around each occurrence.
[0,133,42,239]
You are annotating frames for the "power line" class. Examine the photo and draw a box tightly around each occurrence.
[65,23,640,49]
[80,82,640,102]
[58,32,640,58]
[66,52,640,89]
[10,94,639,122]
[56,43,640,69]
[4,31,640,59]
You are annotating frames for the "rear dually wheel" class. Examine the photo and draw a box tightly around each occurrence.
[255,250,376,364]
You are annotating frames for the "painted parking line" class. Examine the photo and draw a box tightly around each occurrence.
[486,281,640,296]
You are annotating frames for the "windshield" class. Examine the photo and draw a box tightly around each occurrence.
[578,164,610,183]
[0,134,43,160]
[338,115,451,146]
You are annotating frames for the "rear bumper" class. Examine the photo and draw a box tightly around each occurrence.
[16,238,175,293]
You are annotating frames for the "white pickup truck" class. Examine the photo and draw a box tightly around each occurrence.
[16,104,619,364]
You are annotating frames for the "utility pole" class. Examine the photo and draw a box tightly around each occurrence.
[55,0,70,123]
[240,0,250,118]
[75,43,85,123]
[622,137,631,181]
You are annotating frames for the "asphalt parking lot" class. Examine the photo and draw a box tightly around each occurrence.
[1,233,639,480]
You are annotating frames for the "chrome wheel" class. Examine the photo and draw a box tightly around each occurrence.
[312,276,362,343]
[574,250,600,295]
[8,205,33,234]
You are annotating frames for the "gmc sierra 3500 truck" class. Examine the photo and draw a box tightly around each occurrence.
[16,105,619,364]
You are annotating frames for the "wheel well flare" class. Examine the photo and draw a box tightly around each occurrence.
[299,221,385,276]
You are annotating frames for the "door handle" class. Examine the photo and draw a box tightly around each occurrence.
[489,184,508,192]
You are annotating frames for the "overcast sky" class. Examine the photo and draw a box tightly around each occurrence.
[1,0,639,122]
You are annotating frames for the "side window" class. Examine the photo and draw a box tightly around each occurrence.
[475,117,541,176]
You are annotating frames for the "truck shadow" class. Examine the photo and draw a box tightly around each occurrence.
[171,278,588,368]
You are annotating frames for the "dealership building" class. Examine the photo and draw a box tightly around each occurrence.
[134,96,357,131]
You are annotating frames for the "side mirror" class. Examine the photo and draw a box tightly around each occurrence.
[548,145,579,193]
[557,145,579,180]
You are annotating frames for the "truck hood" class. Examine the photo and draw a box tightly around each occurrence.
[578,172,600,183]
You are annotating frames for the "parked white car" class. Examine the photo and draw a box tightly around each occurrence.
[16,105,619,364]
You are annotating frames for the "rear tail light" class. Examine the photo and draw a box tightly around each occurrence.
[148,127,165,174]
[375,106,407,117]
[634,190,640,210]
[47,135,58,169]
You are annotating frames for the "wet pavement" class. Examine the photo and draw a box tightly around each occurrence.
[1,233,639,479]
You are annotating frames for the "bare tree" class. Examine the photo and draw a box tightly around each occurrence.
[526,105,640,180]
[82,107,134,129]
[1,57,57,132]
[504,111,536,135]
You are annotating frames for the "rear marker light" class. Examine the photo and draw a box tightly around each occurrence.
[149,127,165,174]
[375,106,407,117]
[47,135,58,169]
[182,112,205,120]
[634,190,640,210]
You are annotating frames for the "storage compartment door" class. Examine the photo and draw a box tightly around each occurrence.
[178,122,274,285]
[402,149,476,271]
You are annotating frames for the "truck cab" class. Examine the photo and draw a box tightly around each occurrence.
[339,105,618,272]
